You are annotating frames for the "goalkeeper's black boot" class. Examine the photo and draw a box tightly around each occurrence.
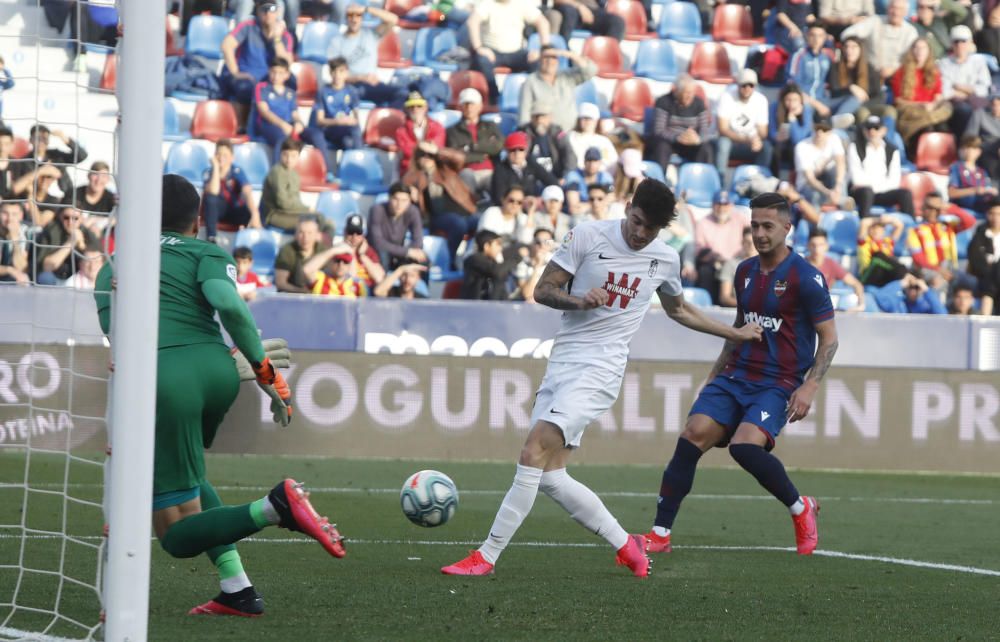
[189,585,264,617]
[268,479,346,558]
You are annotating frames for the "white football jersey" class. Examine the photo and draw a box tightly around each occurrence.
[547,219,683,373]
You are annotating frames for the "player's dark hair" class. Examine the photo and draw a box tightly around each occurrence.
[748,192,791,220]
[161,174,201,233]
[808,229,828,240]
[215,138,234,153]
[328,56,349,71]
[475,229,501,252]
[280,138,303,153]
[233,246,253,261]
[630,178,676,227]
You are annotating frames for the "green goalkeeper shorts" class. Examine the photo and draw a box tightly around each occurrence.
[153,342,240,498]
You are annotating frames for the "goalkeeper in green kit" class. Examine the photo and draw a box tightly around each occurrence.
[94,175,345,618]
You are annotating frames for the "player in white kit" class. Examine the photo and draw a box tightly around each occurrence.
[441,179,763,578]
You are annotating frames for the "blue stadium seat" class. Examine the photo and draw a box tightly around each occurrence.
[573,80,608,116]
[233,228,283,278]
[791,218,811,254]
[819,210,860,256]
[186,15,229,60]
[337,149,387,195]
[829,284,860,311]
[640,160,666,183]
[633,39,678,82]
[315,190,362,234]
[299,21,339,64]
[412,28,459,72]
[429,109,462,129]
[728,164,772,205]
[163,99,187,142]
[232,142,271,189]
[528,34,571,70]
[499,73,528,114]
[956,226,974,260]
[423,235,463,282]
[676,162,721,208]
[657,2,711,43]
[683,287,713,307]
[164,141,211,184]
[481,112,519,137]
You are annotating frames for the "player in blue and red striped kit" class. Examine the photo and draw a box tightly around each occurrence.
[639,192,839,556]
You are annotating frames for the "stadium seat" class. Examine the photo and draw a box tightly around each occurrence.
[424,235,463,282]
[527,34,571,70]
[429,109,462,129]
[163,99,187,142]
[378,30,411,68]
[412,28,460,72]
[448,70,490,109]
[315,190,362,233]
[441,278,463,299]
[688,42,735,84]
[291,61,317,107]
[385,0,425,29]
[791,218,811,254]
[633,39,678,82]
[233,228,283,278]
[711,4,763,45]
[899,171,938,213]
[607,0,655,40]
[915,132,957,176]
[574,80,604,113]
[481,112,519,137]
[582,36,633,80]
[99,52,116,91]
[363,107,406,151]
[610,78,653,122]
[338,149,387,194]
[676,162,721,208]
[956,226,974,260]
[499,73,528,114]
[641,159,666,183]
[296,145,337,192]
[11,137,30,159]
[299,21,339,64]
[657,2,711,42]
[191,100,247,143]
[683,287,713,307]
[186,15,228,59]
[728,164,772,204]
[164,141,212,183]
[819,210,860,256]
[232,142,271,189]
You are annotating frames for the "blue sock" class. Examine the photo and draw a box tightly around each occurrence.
[653,437,704,529]
[728,443,799,507]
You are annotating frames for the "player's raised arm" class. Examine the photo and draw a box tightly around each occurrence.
[657,290,762,343]
[786,318,838,422]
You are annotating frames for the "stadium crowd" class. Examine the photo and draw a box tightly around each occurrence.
[4,0,1000,315]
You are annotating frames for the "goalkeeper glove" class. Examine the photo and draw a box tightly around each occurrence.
[231,338,291,381]
[252,357,293,427]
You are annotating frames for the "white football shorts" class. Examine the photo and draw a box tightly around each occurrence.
[529,360,623,447]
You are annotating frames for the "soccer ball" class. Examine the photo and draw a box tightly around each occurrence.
[400,470,459,527]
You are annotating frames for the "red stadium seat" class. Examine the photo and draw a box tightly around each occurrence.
[441,278,463,299]
[11,137,30,159]
[296,145,337,192]
[607,0,654,41]
[711,4,764,45]
[378,30,411,68]
[363,107,407,152]
[688,42,734,84]
[915,132,957,175]
[899,171,938,213]
[100,53,116,91]
[291,61,317,107]
[582,36,633,80]
[386,0,425,29]
[191,100,248,143]
[447,70,490,109]
[610,78,653,122]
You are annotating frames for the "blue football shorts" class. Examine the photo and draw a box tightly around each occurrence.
[688,375,793,451]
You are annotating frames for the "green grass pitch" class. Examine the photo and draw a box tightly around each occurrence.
[2,454,999,641]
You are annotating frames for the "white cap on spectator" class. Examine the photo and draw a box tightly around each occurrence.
[950,25,973,42]
[619,148,644,179]
[542,185,564,202]
[578,102,600,121]
[458,88,483,105]
[737,69,758,86]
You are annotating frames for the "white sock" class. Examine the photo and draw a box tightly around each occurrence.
[220,572,252,594]
[652,526,670,538]
[260,496,281,525]
[478,464,543,565]
[539,468,629,551]
[789,498,805,516]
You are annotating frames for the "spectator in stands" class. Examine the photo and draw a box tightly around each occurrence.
[447,88,503,196]
[967,200,1000,315]
[717,226,757,307]
[325,4,407,108]
[535,184,572,240]
[949,284,977,314]
[715,69,772,176]
[490,131,559,205]
[842,0,917,79]
[645,74,714,169]
[518,47,596,133]
[261,139,323,232]
[72,160,115,217]
[891,37,953,149]
[22,125,87,199]
[480,184,534,246]
[65,247,104,291]
[513,227,557,302]
[913,0,967,60]
[468,0,551,104]
[775,0,815,56]
[340,213,385,288]
[403,141,479,263]
[0,127,17,198]
[219,0,293,123]
[367,182,427,270]
[873,272,947,313]
[551,0,625,42]
[770,83,815,176]
[794,115,847,208]
[300,57,362,155]
[203,139,262,243]
[806,229,867,310]
[965,93,1000,181]
[521,101,577,179]
[907,191,977,292]
[232,0,300,33]
[976,2,1000,62]
[776,180,822,229]
[827,36,895,121]
[612,149,644,213]
[0,56,14,127]
[787,24,833,121]
[273,216,329,293]
[395,91,446,174]
[233,246,264,302]
[949,135,998,214]
[460,229,520,300]
[564,147,613,216]
[247,58,303,156]
[22,163,63,228]
[848,115,913,217]
[939,26,992,136]
[374,263,428,299]
[0,201,29,285]
[302,245,370,297]
[692,192,747,301]
[568,103,618,172]
[818,0,875,41]
[577,183,617,222]
[34,206,98,286]
[857,214,908,285]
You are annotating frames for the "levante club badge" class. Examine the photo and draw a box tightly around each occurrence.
[773,280,787,297]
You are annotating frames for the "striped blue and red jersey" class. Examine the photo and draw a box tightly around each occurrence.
[722,251,834,393]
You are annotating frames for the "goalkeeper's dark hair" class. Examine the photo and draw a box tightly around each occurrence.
[748,192,791,220]
[161,174,201,233]
[630,178,676,227]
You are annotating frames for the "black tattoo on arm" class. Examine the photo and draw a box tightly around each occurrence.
[532,262,582,311]
[807,338,839,383]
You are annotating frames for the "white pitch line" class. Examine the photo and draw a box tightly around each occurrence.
[0,626,90,642]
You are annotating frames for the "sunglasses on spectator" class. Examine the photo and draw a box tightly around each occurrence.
[924,205,942,212]
[505,198,524,205]
[509,147,527,152]
[347,11,364,17]
[740,82,755,88]
[333,257,352,264]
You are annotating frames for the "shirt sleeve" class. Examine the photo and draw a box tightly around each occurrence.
[802,267,835,324]
[549,225,589,275]
[197,247,239,285]
[656,252,683,296]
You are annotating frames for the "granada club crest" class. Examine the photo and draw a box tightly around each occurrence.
[774,279,787,297]
[648,259,658,277]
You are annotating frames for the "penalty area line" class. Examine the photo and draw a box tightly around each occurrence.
[0,627,89,642]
